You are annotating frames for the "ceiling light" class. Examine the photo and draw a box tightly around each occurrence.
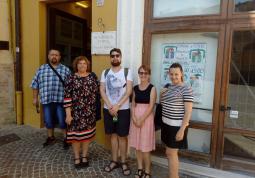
[76,2,88,8]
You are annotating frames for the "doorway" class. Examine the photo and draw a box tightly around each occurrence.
[216,24,255,175]
[47,0,92,71]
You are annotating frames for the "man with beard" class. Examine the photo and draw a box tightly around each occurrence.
[31,49,70,148]
[100,48,133,176]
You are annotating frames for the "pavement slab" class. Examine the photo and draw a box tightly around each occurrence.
[0,124,208,178]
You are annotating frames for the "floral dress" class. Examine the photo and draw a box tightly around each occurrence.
[64,73,99,143]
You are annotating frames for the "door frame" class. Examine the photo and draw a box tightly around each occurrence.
[216,21,255,174]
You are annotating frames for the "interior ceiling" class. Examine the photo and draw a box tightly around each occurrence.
[40,0,91,6]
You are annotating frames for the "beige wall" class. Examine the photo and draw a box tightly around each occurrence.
[0,0,15,124]
[92,0,118,147]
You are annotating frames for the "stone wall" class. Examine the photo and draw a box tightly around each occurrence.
[0,0,16,124]
[0,64,15,125]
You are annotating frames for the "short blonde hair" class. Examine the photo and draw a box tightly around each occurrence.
[72,56,90,72]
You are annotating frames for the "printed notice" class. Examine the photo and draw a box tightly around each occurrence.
[92,31,117,55]
[161,43,207,103]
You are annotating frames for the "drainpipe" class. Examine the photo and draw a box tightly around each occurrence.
[14,0,23,125]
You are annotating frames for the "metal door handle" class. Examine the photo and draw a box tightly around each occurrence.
[220,105,231,111]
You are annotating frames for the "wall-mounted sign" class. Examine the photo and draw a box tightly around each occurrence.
[92,31,117,55]
[96,0,104,6]
[161,43,207,103]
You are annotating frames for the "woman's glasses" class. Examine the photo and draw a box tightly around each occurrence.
[110,54,120,58]
[138,71,149,75]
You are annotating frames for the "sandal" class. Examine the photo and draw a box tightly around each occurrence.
[135,169,144,178]
[104,160,119,172]
[74,158,81,169]
[120,162,131,176]
[143,172,151,178]
[81,157,89,167]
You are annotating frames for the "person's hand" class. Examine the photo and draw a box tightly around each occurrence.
[135,117,145,128]
[175,128,185,141]
[110,104,120,116]
[65,115,73,125]
[33,98,38,106]
[160,88,168,95]
[132,116,138,127]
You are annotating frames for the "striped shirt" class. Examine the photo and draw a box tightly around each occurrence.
[30,63,70,104]
[161,84,193,127]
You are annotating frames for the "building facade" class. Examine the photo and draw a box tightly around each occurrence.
[2,0,255,176]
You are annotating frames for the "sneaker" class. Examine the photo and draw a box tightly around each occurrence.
[43,136,56,147]
[63,139,70,150]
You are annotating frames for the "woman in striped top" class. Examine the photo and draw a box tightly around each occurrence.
[160,63,193,178]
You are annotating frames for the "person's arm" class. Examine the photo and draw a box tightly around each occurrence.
[65,107,73,125]
[181,102,192,129]
[138,87,157,124]
[63,75,73,125]
[32,89,39,106]
[131,91,138,126]
[100,82,113,110]
[175,102,192,141]
[111,80,133,115]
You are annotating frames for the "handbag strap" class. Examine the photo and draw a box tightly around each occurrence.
[48,63,65,86]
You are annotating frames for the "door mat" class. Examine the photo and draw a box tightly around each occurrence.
[0,133,21,147]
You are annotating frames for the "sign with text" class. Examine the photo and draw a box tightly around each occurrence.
[161,43,207,103]
[92,31,117,55]
[96,0,104,6]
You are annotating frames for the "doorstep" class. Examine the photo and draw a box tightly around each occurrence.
[151,155,254,178]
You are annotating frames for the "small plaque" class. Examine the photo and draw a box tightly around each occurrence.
[0,41,9,50]
[230,110,238,119]
[96,0,104,6]
[92,31,117,55]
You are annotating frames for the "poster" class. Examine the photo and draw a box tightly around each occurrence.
[161,43,206,103]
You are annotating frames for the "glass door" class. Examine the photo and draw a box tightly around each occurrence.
[219,28,255,174]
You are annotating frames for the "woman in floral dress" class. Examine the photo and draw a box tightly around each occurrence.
[64,56,99,169]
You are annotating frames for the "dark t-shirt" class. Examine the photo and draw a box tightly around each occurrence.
[134,84,153,104]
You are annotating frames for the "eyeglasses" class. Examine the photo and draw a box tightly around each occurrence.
[138,71,149,75]
[110,54,120,58]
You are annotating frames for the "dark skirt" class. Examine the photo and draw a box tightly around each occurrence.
[161,123,188,149]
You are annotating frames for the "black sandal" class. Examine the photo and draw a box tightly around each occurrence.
[143,172,151,178]
[120,162,131,176]
[81,157,89,167]
[104,160,119,172]
[135,169,144,178]
[74,158,81,169]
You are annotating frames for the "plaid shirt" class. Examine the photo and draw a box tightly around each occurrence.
[31,63,71,104]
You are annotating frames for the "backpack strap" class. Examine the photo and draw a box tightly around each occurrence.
[124,68,128,81]
[104,68,129,81]
[104,68,110,79]
[48,63,65,86]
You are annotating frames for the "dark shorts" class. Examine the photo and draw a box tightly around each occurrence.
[161,123,188,149]
[103,109,130,137]
[42,102,66,129]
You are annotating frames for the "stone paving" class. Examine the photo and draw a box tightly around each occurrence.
[0,124,208,178]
